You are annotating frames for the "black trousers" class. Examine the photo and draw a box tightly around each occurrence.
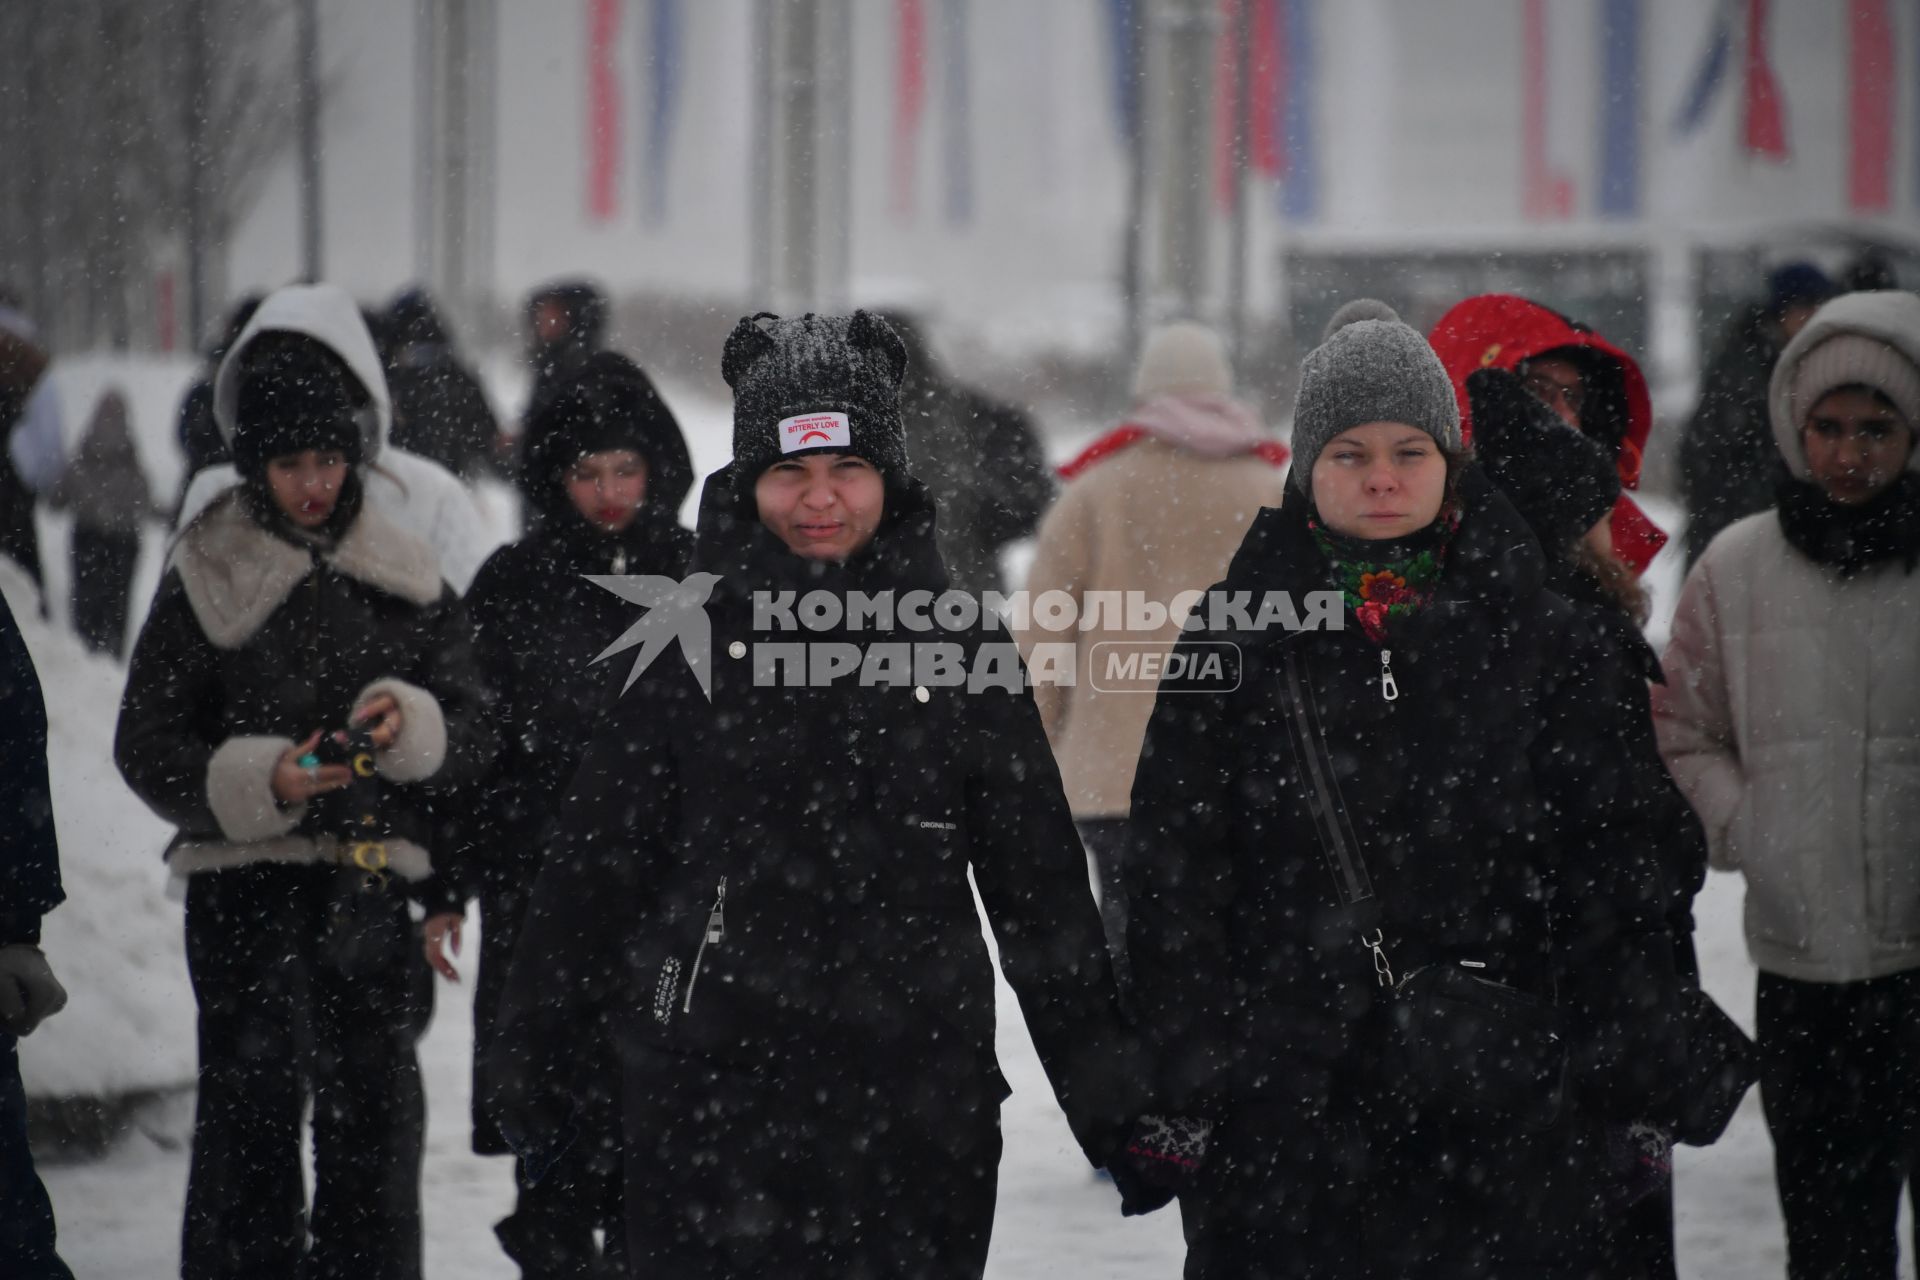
[1759,969,1920,1280]
[182,863,430,1280]
[68,526,139,658]
[621,1048,1002,1278]
[1078,817,1131,995]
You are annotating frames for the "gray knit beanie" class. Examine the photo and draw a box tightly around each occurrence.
[1289,300,1462,493]
[1320,297,1402,343]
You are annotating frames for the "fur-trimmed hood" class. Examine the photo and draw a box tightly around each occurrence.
[173,490,443,649]
[212,283,392,464]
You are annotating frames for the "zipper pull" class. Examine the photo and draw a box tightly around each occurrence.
[1379,649,1399,702]
[1360,928,1395,987]
[683,876,729,1015]
[704,876,727,944]
[612,548,628,574]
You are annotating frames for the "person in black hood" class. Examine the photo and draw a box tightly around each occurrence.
[484,310,1152,1277]
[380,286,499,482]
[1125,308,1685,1279]
[1472,366,1754,1280]
[515,280,611,485]
[1679,263,1839,565]
[114,283,495,1280]
[874,309,1053,596]
[421,349,692,1279]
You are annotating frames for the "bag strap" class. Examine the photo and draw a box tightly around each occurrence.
[1280,646,1394,986]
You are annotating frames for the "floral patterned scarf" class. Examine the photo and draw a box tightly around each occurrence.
[1309,506,1461,645]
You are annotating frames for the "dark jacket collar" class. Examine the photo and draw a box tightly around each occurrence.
[690,462,951,613]
[1222,464,1546,650]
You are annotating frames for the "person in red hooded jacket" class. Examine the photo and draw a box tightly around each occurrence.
[1428,293,1669,577]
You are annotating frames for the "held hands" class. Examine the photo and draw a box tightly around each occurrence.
[0,945,68,1036]
[1108,1114,1215,1216]
[423,912,464,984]
[269,695,406,806]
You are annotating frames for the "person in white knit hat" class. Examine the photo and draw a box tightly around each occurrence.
[1017,320,1288,989]
[1654,289,1920,1280]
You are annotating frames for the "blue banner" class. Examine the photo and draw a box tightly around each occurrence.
[1280,0,1316,221]
[1598,0,1640,216]
[641,0,680,227]
[1672,0,1733,138]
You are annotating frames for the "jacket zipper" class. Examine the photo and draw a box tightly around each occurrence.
[1379,649,1399,701]
[682,876,728,1014]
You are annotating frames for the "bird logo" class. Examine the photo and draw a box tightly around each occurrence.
[588,572,723,700]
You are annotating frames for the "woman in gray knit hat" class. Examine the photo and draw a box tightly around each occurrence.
[1123,305,1686,1276]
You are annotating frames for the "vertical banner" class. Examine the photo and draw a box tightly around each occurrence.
[939,0,973,225]
[587,0,623,221]
[1849,0,1895,210]
[1105,0,1140,148]
[1278,0,1317,221]
[1672,0,1734,140]
[892,0,927,221]
[1522,0,1574,218]
[1597,0,1641,217]
[1212,0,1282,210]
[1741,0,1789,158]
[156,270,178,354]
[640,0,681,227]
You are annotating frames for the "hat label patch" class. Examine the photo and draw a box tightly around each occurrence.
[779,411,851,453]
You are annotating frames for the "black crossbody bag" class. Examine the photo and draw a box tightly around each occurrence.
[1280,647,1569,1133]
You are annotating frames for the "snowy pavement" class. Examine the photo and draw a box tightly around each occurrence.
[36,872,1832,1279]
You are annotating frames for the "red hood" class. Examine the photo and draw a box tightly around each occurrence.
[1428,293,1651,491]
[1428,294,1665,575]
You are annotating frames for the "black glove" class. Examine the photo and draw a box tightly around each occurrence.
[1108,1114,1213,1216]
[0,944,67,1036]
[1669,985,1757,1146]
[480,1033,580,1186]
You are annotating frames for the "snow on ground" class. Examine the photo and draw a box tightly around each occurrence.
[25,354,1905,1276]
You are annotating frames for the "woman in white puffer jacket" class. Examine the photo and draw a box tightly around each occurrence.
[1654,288,1920,1280]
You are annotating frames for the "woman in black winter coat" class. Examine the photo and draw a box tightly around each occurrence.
[421,349,693,1277]
[1470,366,1752,1280]
[486,311,1149,1278]
[114,285,494,1280]
[1124,309,1683,1279]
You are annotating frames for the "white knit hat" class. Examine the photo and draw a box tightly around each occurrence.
[1769,291,1920,479]
[1789,334,1920,430]
[1132,322,1233,402]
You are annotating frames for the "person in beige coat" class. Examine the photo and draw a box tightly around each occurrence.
[1653,289,1920,1280]
[1018,321,1288,986]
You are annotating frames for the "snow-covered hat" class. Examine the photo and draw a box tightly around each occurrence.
[722,310,910,479]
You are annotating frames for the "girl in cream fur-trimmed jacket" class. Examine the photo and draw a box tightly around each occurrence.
[115,284,493,1280]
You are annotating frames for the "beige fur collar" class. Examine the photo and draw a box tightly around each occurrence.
[173,489,443,648]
